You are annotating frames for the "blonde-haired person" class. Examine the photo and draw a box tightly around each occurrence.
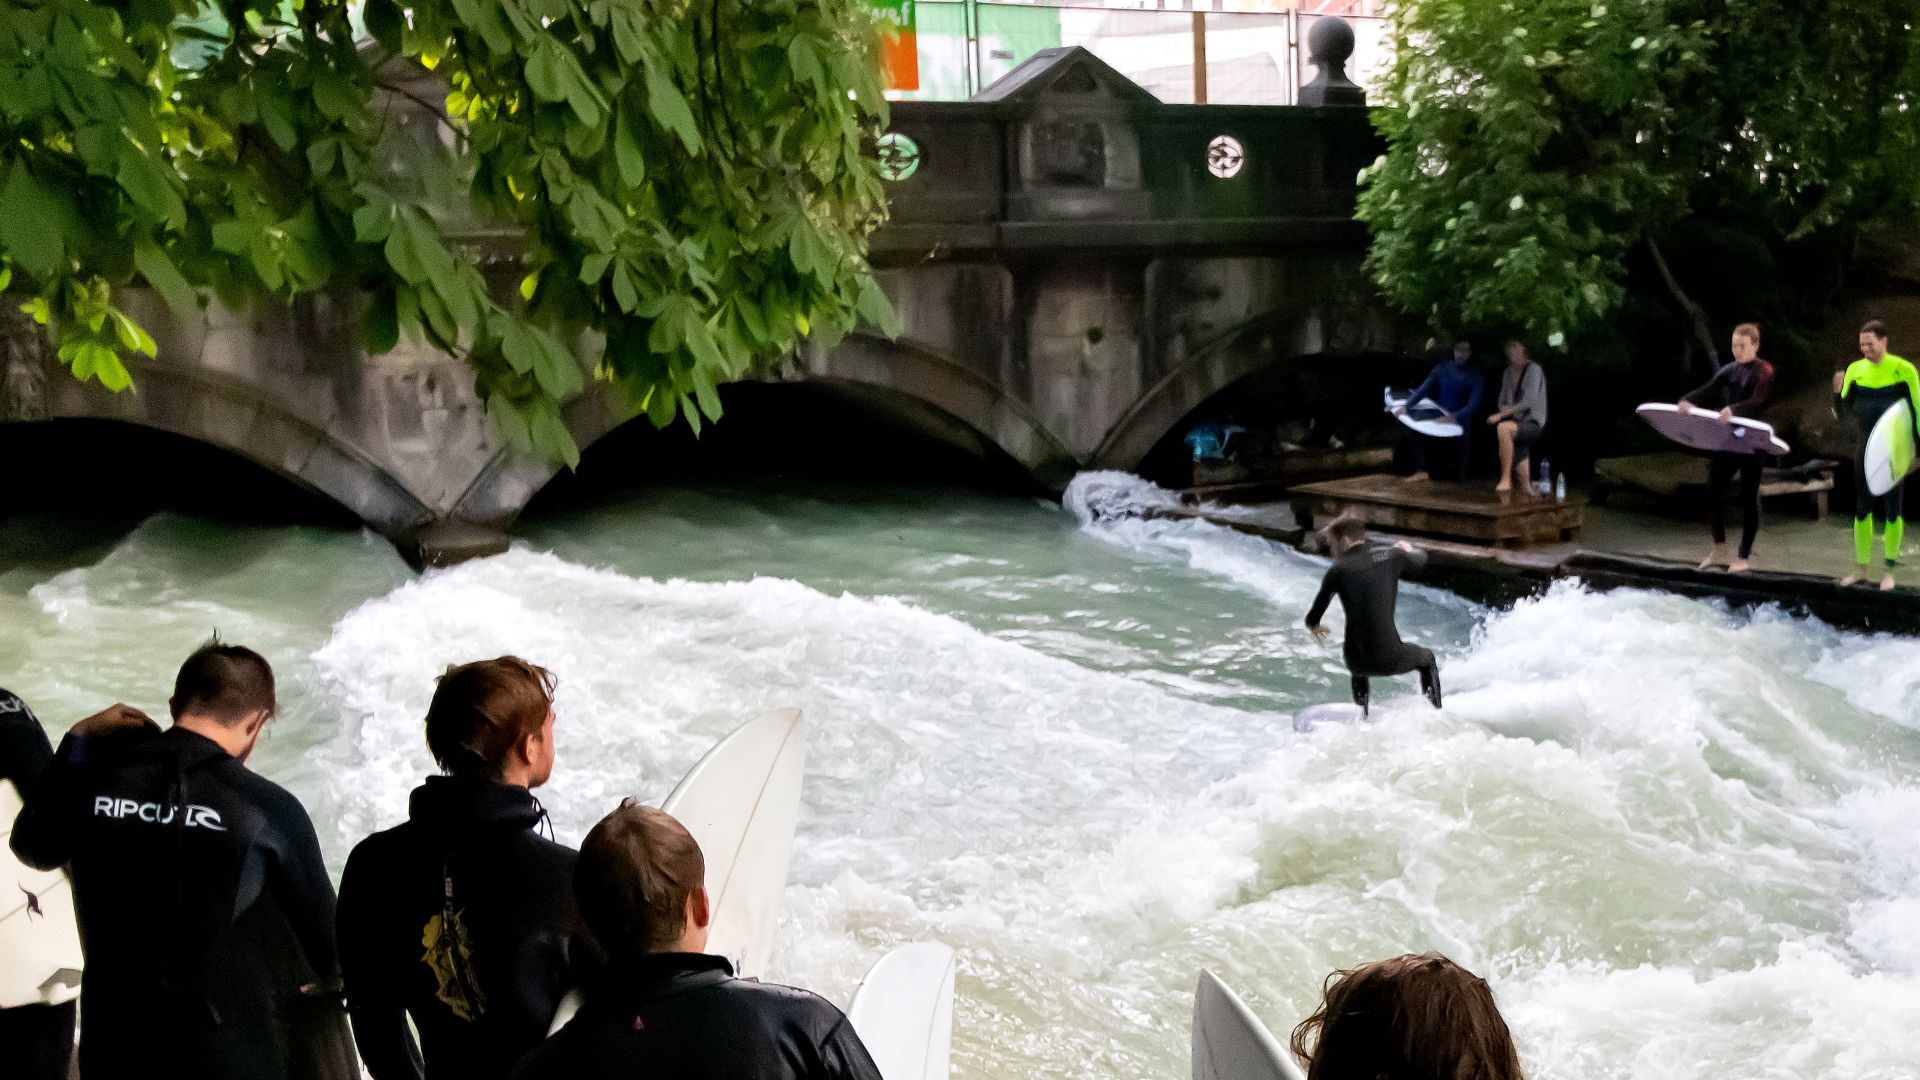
[338,657,598,1080]
[1291,953,1525,1080]
[1678,323,1775,573]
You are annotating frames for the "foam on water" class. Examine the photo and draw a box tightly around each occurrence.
[5,480,1920,1078]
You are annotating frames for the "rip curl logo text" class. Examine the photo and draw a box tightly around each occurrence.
[92,796,228,831]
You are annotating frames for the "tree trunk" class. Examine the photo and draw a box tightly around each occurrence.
[1648,238,1719,374]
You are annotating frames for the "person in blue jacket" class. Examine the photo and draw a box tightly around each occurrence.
[1397,340,1483,483]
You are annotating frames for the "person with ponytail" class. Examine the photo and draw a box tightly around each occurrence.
[337,657,598,1080]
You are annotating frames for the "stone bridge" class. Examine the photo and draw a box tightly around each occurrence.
[1,27,1405,563]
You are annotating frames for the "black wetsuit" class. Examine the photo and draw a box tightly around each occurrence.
[0,689,76,1080]
[338,774,599,1080]
[1684,358,1776,559]
[511,952,883,1080]
[9,725,339,1080]
[1305,543,1441,713]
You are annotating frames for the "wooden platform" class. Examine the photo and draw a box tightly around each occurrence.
[1290,473,1584,548]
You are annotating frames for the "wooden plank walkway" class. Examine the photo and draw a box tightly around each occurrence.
[1290,473,1584,548]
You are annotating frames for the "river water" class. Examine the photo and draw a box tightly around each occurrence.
[3,471,1918,1079]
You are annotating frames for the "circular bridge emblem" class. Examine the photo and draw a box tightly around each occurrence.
[1207,135,1245,179]
[877,132,922,181]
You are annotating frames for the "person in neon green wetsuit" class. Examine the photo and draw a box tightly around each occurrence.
[1833,319,1920,590]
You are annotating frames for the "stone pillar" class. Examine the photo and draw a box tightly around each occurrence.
[1298,16,1366,108]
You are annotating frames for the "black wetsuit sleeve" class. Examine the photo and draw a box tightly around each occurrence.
[816,1013,885,1080]
[1305,565,1338,626]
[1683,365,1730,409]
[265,790,342,984]
[1395,545,1429,576]
[0,690,52,789]
[338,847,425,1080]
[9,733,89,871]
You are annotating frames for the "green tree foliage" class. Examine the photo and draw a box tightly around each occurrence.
[1359,0,1920,354]
[0,0,897,465]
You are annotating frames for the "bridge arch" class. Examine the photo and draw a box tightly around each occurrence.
[1094,312,1329,472]
[16,361,432,538]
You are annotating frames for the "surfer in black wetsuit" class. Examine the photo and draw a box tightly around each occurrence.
[0,688,76,1080]
[338,657,598,1080]
[9,641,342,1080]
[510,803,882,1080]
[1303,513,1442,716]
[1680,322,1775,573]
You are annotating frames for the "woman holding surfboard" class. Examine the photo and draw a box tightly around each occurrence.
[1833,319,1920,591]
[1679,323,1775,573]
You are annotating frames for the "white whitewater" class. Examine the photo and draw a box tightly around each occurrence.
[3,476,1918,1078]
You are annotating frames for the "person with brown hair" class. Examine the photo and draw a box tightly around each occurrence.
[10,639,341,1080]
[1679,323,1775,572]
[510,802,882,1080]
[337,657,597,1080]
[1290,953,1526,1080]
[1304,513,1442,716]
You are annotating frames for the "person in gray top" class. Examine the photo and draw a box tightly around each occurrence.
[1485,339,1547,493]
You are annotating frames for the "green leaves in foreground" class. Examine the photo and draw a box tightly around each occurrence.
[0,0,900,466]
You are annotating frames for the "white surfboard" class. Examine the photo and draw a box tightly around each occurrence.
[1864,400,1917,496]
[0,780,84,1009]
[1292,702,1364,732]
[1385,392,1464,438]
[848,943,956,1080]
[550,707,810,1034]
[1636,402,1789,456]
[1192,970,1306,1080]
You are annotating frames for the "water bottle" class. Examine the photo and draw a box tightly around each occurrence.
[1538,458,1551,496]
[1554,474,1566,501]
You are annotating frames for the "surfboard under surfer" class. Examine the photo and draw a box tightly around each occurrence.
[1834,319,1920,591]
[1678,322,1774,574]
[1304,512,1443,716]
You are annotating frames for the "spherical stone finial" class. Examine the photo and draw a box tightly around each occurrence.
[1308,16,1355,66]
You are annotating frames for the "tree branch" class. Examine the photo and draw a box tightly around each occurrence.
[1647,237,1718,372]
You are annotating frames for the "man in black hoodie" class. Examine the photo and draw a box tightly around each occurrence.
[511,802,882,1080]
[337,656,597,1080]
[9,641,341,1080]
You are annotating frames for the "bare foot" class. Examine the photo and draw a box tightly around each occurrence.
[1728,559,1751,574]
[1494,480,1511,493]
[1881,573,1897,592]
[1839,574,1864,587]
[1698,548,1723,571]
[1405,471,1430,483]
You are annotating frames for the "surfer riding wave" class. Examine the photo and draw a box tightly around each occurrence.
[1303,513,1443,716]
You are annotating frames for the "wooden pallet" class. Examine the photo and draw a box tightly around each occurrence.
[1290,473,1584,549]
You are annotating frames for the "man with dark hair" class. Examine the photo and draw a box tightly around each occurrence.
[1397,339,1483,483]
[511,802,882,1080]
[0,688,79,1080]
[1304,513,1442,716]
[1834,319,1920,590]
[9,640,340,1080]
[1680,323,1775,573]
[338,656,598,1080]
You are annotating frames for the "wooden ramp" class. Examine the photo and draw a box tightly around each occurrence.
[1291,473,1584,548]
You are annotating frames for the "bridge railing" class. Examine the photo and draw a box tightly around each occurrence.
[892,2,1392,105]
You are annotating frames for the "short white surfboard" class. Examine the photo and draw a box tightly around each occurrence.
[549,707,810,1034]
[0,780,83,1010]
[1192,969,1306,1080]
[848,943,956,1080]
